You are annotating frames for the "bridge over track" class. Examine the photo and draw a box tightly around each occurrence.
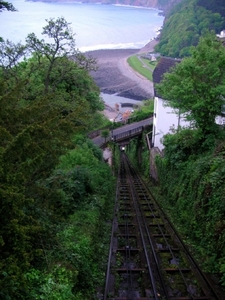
[92,118,152,148]
[112,125,144,144]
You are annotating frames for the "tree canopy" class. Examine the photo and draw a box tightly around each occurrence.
[0,1,17,41]
[0,17,110,299]
[156,32,225,141]
[0,1,16,12]
[155,0,225,58]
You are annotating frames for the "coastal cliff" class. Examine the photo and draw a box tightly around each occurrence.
[35,0,183,14]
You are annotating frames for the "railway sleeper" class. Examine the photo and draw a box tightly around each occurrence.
[103,154,221,300]
[106,293,157,299]
[116,268,146,273]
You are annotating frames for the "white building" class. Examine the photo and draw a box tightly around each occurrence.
[217,30,225,38]
[152,96,189,152]
[152,57,184,152]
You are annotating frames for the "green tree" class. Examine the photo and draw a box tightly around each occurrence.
[156,33,225,141]
[16,55,103,115]
[0,16,109,298]
[26,17,97,94]
[0,77,90,298]
[101,129,110,144]
[26,17,77,93]
[0,19,104,131]
[155,0,224,58]
[0,2,16,41]
[0,40,27,82]
[0,1,16,12]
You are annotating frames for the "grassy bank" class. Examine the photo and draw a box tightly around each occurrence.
[127,54,157,81]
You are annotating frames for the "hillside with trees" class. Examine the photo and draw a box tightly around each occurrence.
[27,0,182,13]
[124,33,225,291]
[2,0,225,297]
[155,33,225,288]
[155,0,225,57]
[0,17,115,299]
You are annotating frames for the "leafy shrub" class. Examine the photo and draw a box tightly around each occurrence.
[156,138,225,285]
[130,99,154,122]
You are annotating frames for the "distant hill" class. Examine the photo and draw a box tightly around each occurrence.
[31,0,225,58]
[35,0,182,13]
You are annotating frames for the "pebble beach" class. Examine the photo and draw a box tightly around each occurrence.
[86,39,158,119]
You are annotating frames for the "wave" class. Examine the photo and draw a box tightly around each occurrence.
[79,40,150,52]
[79,30,160,52]
[2,1,164,51]
[113,4,161,11]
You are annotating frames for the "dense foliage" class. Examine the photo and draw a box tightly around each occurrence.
[155,131,225,287]
[125,124,225,288]
[154,34,225,287]
[0,18,114,299]
[197,0,225,19]
[0,1,16,12]
[156,33,225,142]
[125,132,151,179]
[126,32,225,289]
[130,99,154,122]
[155,0,225,58]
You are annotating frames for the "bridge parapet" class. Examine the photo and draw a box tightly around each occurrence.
[113,126,144,142]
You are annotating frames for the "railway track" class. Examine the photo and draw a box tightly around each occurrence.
[103,153,221,300]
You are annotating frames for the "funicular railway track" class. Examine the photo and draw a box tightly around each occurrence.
[103,153,220,300]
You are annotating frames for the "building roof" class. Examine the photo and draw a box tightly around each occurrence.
[153,57,181,98]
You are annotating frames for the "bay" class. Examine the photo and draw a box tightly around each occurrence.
[1,0,164,51]
[1,1,164,108]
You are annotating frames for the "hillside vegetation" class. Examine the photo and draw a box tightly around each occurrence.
[0,17,115,299]
[155,0,225,57]
[155,34,225,288]
[36,0,182,12]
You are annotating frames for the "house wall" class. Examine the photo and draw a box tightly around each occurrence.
[152,97,225,152]
[216,115,225,125]
[152,97,189,151]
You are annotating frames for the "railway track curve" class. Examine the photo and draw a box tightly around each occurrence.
[103,152,221,300]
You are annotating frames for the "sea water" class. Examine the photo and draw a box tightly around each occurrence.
[1,0,164,51]
[101,93,145,113]
[1,1,164,106]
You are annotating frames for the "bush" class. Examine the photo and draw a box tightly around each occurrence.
[156,137,225,285]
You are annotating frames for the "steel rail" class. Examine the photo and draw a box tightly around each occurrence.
[123,153,169,299]
[130,169,196,299]
[103,152,222,300]
[126,154,221,300]
[103,161,121,300]
[133,178,197,299]
[122,191,135,298]
[119,157,142,299]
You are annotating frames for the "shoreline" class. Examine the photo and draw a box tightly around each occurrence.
[86,39,158,120]
[31,1,161,11]
[87,39,158,101]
